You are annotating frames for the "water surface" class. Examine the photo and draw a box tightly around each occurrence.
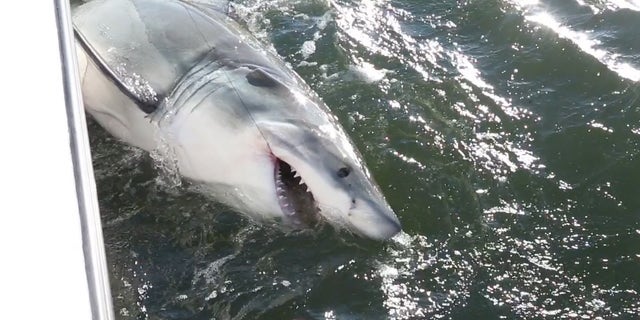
[89,0,640,318]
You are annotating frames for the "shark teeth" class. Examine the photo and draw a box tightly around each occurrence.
[292,170,308,186]
[274,158,319,226]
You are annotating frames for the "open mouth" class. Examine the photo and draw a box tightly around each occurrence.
[274,158,320,227]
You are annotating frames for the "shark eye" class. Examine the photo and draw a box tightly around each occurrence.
[337,167,350,178]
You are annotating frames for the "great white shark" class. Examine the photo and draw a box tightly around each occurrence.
[72,0,401,240]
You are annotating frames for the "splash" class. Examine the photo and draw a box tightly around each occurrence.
[149,97,182,190]
[113,66,159,105]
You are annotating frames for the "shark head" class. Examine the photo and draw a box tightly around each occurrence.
[164,64,401,241]
[263,121,402,241]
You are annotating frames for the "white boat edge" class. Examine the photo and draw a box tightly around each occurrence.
[0,1,114,319]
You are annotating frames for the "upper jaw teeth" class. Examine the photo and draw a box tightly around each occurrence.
[274,162,320,226]
[292,170,307,185]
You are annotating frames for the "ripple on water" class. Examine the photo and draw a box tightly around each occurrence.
[90,0,640,318]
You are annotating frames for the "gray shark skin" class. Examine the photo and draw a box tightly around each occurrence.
[73,0,401,240]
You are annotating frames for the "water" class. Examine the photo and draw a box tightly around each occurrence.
[88,0,640,318]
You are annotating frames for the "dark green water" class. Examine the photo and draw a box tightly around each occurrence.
[89,0,640,318]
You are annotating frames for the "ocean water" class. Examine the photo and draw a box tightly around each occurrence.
[87,0,640,319]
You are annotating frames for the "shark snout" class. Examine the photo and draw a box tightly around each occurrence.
[347,200,401,241]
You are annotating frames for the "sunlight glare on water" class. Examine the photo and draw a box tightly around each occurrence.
[86,0,640,318]
[509,0,640,81]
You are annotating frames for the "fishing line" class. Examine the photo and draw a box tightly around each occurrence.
[181,0,275,153]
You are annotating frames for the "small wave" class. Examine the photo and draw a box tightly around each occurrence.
[578,0,640,13]
[508,0,640,81]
